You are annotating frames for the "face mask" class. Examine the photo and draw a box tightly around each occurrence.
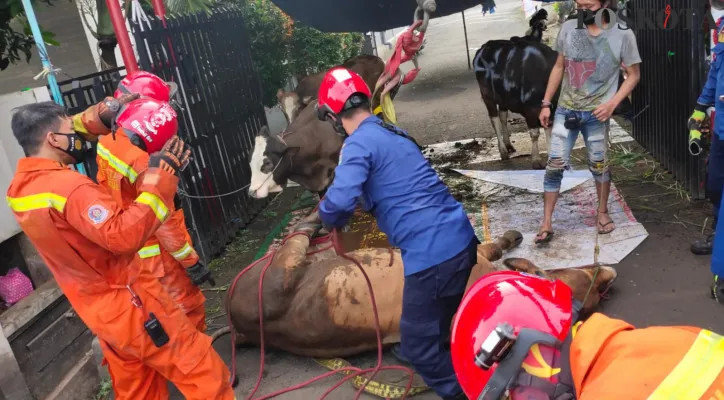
[53,132,88,163]
[331,118,348,137]
[581,9,598,25]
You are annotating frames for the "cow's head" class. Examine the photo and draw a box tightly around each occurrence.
[277,88,314,125]
[503,258,617,315]
[248,103,344,199]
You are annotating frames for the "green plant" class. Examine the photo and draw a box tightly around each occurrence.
[233,0,364,106]
[0,0,60,71]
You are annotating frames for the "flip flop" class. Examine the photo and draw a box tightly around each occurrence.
[535,231,554,244]
[597,211,616,234]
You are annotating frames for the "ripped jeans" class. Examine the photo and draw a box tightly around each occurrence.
[544,106,610,192]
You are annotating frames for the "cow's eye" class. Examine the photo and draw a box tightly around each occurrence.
[261,157,275,174]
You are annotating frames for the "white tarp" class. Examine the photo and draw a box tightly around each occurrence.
[453,169,592,193]
[466,178,648,270]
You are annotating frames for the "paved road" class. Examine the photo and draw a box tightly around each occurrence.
[393,0,530,146]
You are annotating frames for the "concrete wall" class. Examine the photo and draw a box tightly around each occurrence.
[0,2,98,93]
[0,87,52,244]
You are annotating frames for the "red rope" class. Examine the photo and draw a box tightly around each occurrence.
[225,227,415,399]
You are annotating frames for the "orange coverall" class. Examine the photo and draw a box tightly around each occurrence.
[570,312,724,399]
[95,129,207,331]
[7,112,235,399]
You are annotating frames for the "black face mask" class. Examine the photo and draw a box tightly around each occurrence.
[54,132,88,163]
[581,9,598,25]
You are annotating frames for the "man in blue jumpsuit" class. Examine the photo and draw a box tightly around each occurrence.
[310,67,479,400]
[692,4,724,302]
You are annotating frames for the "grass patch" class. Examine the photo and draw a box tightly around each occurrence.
[95,378,112,400]
[608,144,646,169]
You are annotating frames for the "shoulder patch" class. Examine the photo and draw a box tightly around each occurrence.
[87,204,110,225]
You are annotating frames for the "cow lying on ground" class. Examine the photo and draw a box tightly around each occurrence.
[223,210,617,358]
[474,10,633,169]
[276,55,385,125]
[248,102,344,199]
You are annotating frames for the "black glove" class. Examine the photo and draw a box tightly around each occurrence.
[186,263,215,287]
[148,136,191,176]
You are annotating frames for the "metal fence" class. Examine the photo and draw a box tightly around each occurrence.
[128,7,270,262]
[629,0,709,199]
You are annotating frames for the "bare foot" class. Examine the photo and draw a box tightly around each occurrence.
[597,211,615,234]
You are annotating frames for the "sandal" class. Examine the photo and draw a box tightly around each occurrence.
[535,230,554,244]
[597,211,616,234]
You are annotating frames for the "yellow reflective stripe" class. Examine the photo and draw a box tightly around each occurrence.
[648,329,724,400]
[135,192,169,222]
[6,193,67,213]
[171,242,193,260]
[137,244,161,258]
[72,114,89,134]
[96,143,139,184]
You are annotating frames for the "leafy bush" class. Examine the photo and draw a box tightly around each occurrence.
[237,0,364,106]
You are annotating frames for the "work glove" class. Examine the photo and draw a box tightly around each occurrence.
[186,262,215,287]
[148,136,192,176]
[688,107,707,156]
[98,93,140,129]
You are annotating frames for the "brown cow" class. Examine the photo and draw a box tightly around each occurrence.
[224,211,617,358]
[248,100,344,199]
[276,55,385,125]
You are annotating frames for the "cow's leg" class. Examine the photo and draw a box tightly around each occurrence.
[499,109,516,154]
[477,230,524,262]
[482,94,508,160]
[524,111,545,169]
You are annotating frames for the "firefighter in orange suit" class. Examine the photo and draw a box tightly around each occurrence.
[6,99,235,400]
[89,71,210,332]
[451,270,724,400]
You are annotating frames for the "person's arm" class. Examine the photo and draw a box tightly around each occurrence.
[609,31,642,108]
[318,140,373,228]
[543,25,567,105]
[697,55,719,109]
[155,210,200,268]
[71,94,139,141]
[543,54,565,104]
[64,167,179,254]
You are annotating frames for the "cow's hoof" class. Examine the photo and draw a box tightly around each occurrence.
[506,145,517,154]
[503,230,523,249]
[532,159,545,170]
[500,152,510,161]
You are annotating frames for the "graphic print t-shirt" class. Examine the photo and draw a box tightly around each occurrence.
[555,19,641,111]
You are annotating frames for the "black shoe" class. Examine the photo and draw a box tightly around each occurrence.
[691,233,714,255]
[711,276,724,304]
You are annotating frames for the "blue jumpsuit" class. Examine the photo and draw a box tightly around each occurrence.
[318,115,479,399]
[702,21,724,278]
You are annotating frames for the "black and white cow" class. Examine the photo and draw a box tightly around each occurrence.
[473,9,557,169]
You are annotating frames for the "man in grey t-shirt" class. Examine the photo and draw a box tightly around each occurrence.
[535,0,641,244]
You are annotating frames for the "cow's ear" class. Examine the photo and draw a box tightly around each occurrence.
[277,88,284,99]
[503,258,546,277]
[258,125,270,138]
[302,96,314,105]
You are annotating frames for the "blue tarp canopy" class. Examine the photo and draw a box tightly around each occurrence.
[269,0,484,32]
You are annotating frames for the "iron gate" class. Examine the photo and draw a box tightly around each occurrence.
[630,0,709,199]
[130,7,270,262]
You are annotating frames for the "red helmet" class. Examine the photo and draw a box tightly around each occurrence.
[114,71,178,102]
[115,98,179,153]
[451,270,580,399]
[316,67,372,121]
